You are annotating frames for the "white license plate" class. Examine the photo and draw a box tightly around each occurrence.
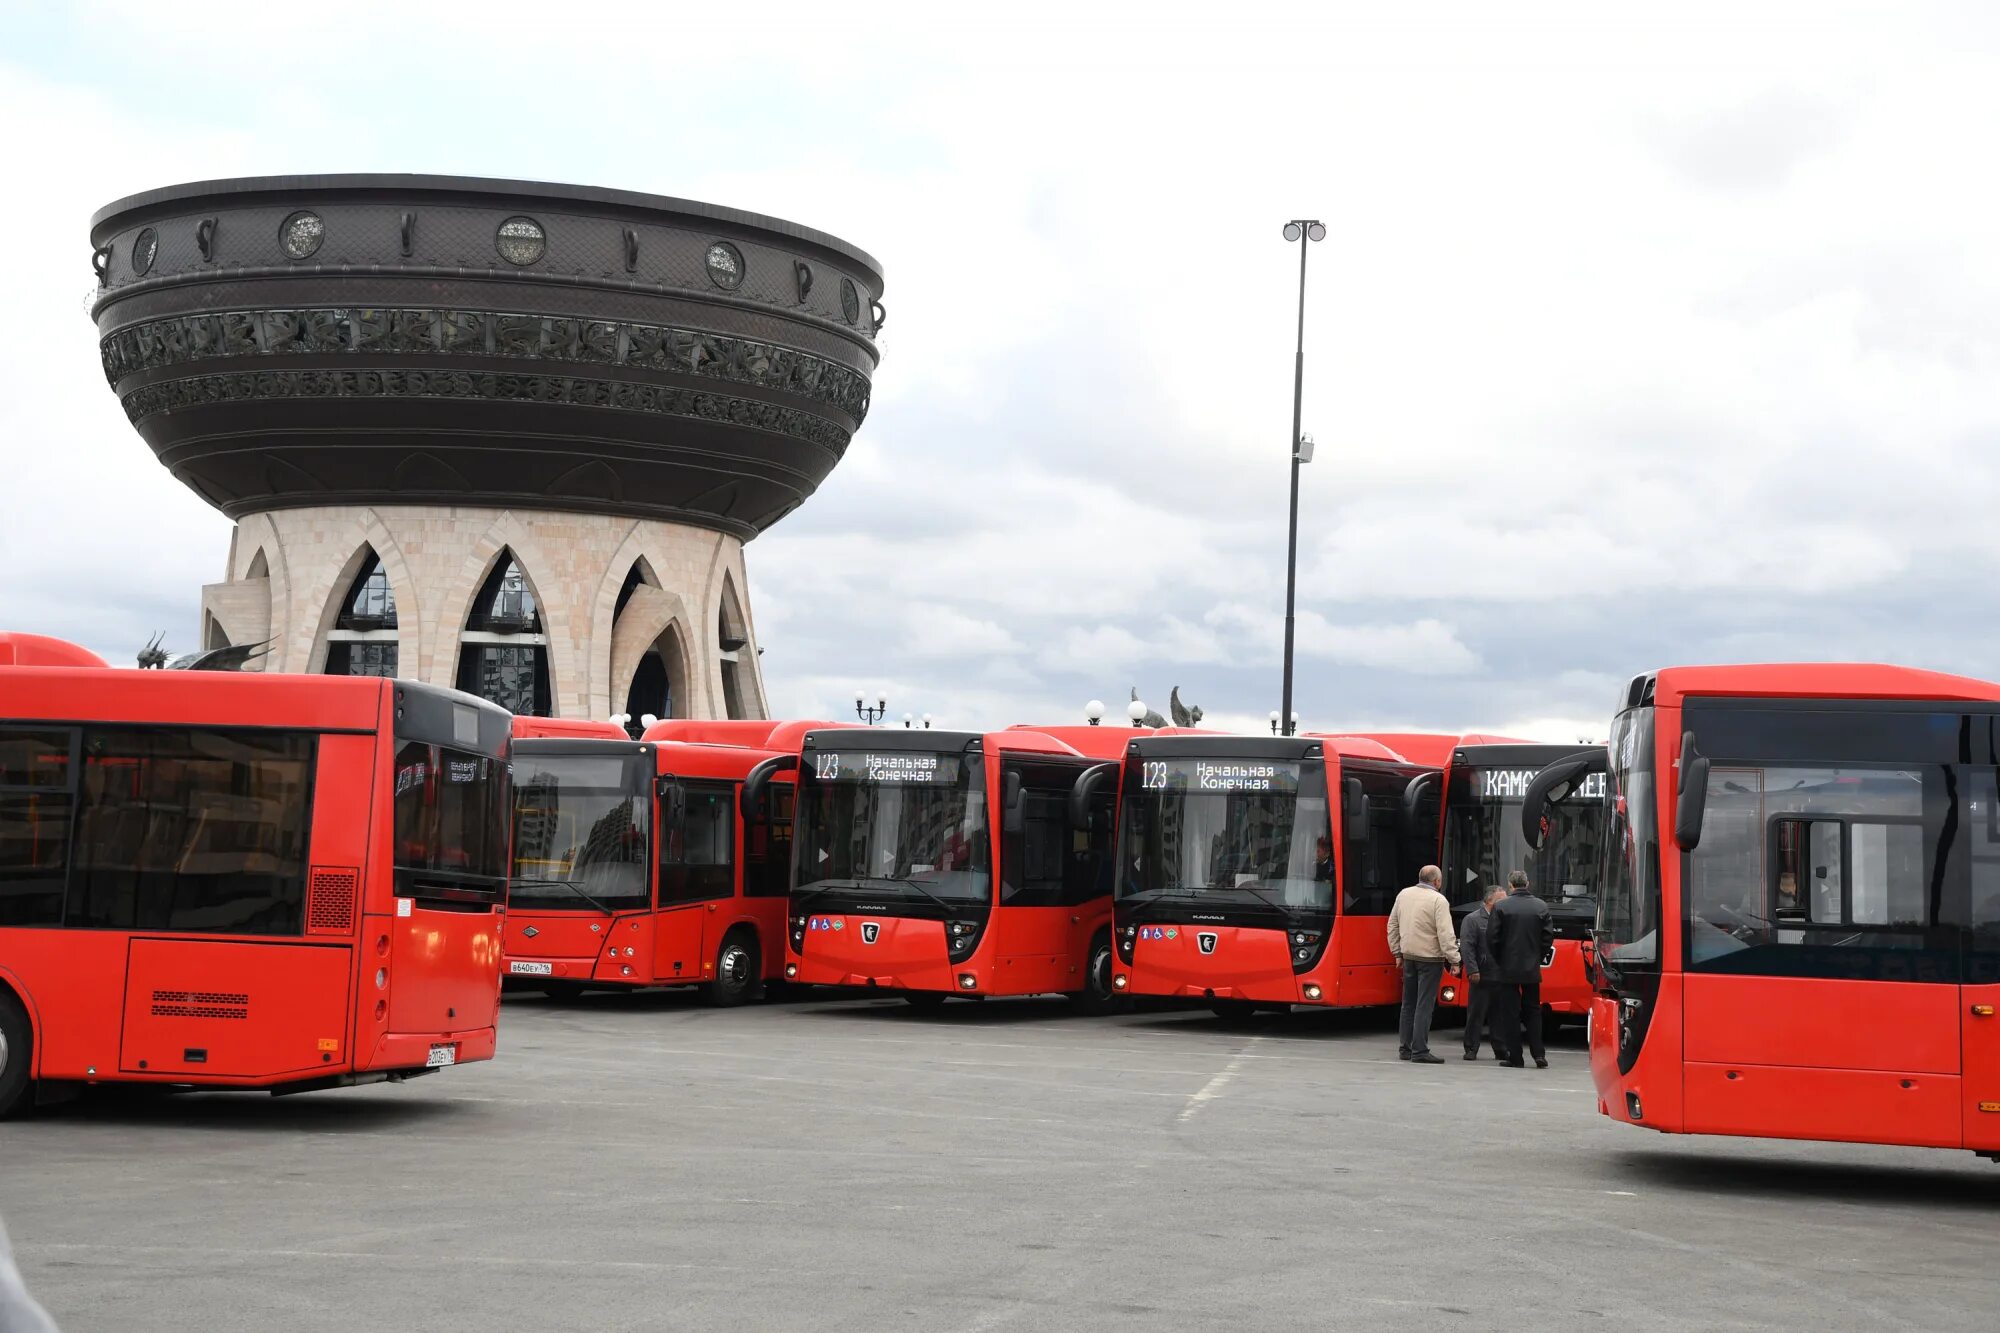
[426,1044,457,1068]
[509,961,554,976]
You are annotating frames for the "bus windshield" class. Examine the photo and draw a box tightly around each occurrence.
[795,749,990,903]
[1597,707,1661,974]
[1116,757,1333,914]
[1444,764,1606,911]
[510,751,652,909]
[393,740,511,898]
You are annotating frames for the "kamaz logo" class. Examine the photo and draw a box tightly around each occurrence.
[861,922,880,944]
[1197,932,1218,955]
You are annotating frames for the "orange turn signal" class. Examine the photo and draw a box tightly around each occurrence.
[1973,1005,1996,1017]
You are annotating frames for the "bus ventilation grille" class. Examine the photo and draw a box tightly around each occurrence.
[307,866,359,935]
[152,990,249,1020]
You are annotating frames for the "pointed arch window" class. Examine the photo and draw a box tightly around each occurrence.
[717,580,752,721]
[456,551,551,716]
[325,549,399,678]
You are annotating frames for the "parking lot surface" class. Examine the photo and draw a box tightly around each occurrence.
[4,992,1996,1332]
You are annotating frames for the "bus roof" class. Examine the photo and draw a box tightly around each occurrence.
[0,633,109,669]
[1651,663,2000,707]
[1,664,391,730]
[512,717,629,740]
[799,727,1084,758]
[638,718,854,751]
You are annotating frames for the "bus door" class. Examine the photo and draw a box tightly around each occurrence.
[1964,769,2000,1152]
[990,759,1088,994]
[1679,760,1961,1147]
[654,779,737,984]
[1332,763,1411,1006]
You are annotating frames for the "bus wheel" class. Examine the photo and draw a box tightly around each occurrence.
[1209,999,1258,1020]
[1070,934,1129,1015]
[707,932,759,1007]
[903,992,948,1010]
[0,991,32,1119]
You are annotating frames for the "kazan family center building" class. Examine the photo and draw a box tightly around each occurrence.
[89,174,885,724]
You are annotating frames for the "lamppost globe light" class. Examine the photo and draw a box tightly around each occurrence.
[640,713,658,729]
[1308,222,1326,242]
[902,712,913,727]
[922,712,932,727]
[1283,221,1302,241]
[1269,710,1281,723]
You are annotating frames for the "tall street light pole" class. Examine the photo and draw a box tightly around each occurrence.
[1280,219,1324,737]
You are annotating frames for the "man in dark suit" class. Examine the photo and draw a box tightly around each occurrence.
[1488,869,1555,1068]
[1458,883,1508,1061]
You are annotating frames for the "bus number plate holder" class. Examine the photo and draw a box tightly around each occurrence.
[427,1044,458,1068]
[509,961,554,976]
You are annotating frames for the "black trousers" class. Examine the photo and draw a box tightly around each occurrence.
[1463,980,1505,1057]
[1493,980,1545,1064]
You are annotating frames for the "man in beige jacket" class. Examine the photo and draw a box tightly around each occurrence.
[1388,865,1460,1064]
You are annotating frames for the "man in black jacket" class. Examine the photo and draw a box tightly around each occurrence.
[1488,869,1555,1068]
[1458,883,1507,1061]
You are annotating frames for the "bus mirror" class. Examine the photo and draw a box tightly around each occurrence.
[1519,750,1608,851]
[1343,777,1368,842]
[1002,770,1024,834]
[1674,732,1710,851]
[740,754,797,821]
[1069,762,1117,832]
[1400,771,1439,831]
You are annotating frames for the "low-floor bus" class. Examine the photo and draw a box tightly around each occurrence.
[1112,733,1438,1016]
[0,649,512,1115]
[1524,664,2000,1160]
[782,728,1121,1009]
[500,719,831,1004]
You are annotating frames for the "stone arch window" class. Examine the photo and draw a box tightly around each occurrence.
[456,549,551,715]
[325,548,400,678]
[717,578,752,721]
[245,548,270,581]
[613,556,658,620]
[625,623,689,730]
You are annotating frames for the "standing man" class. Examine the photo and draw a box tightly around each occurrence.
[1489,868,1555,1068]
[1459,883,1508,1061]
[1387,865,1459,1065]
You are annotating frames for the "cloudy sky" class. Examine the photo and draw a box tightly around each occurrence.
[4,2,1996,740]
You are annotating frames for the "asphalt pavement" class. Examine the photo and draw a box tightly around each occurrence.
[3,992,1995,1332]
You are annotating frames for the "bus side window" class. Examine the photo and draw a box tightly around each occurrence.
[1001,764,1077,908]
[660,780,735,905]
[0,727,74,927]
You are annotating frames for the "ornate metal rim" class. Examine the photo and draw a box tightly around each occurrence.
[121,368,852,456]
[101,306,871,422]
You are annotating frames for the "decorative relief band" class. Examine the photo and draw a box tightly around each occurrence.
[121,369,852,455]
[101,307,870,422]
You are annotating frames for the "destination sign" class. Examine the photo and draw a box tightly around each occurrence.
[808,751,963,786]
[1138,758,1303,794]
[1477,767,1606,802]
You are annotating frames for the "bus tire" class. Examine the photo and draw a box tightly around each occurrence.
[903,991,948,1010]
[1070,932,1129,1015]
[0,990,32,1119]
[707,930,759,1007]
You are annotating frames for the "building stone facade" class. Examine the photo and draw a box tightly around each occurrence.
[89,175,883,721]
[200,505,765,721]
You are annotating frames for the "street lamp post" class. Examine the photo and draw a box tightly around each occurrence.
[855,691,887,725]
[1280,218,1324,738]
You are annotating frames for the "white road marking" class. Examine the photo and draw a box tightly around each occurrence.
[1177,1037,1262,1123]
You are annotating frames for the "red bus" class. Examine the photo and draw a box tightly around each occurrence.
[782,728,1122,1009]
[0,654,512,1116]
[1112,733,1439,1017]
[501,720,832,1004]
[1524,664,2000,1160]
[1435,740,1607,1020]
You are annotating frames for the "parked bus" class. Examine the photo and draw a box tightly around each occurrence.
[1435,740,1607,1020]
[0,652,512,1116]
[501,719,833,1004]
[1112,733,1438,1017]
[782,728,1122,1009]
[1522,664,2000,1160]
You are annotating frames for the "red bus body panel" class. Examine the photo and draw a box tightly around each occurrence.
[0,659,504,1096]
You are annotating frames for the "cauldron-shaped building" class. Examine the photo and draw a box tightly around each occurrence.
[89,175,883,720]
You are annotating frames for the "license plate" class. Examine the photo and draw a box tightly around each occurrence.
[509,960,554,976]
[426,1044,457,1068]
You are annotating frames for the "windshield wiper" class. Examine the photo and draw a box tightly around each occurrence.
[1207,879,1306,918]
[510,876,622,917]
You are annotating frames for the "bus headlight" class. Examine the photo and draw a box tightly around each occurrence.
[1113,974,1129,990]
[785,963,798,979]
[1302,983,1322,1001]
[958,973,978,990]
[1441,985,1457,1003]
